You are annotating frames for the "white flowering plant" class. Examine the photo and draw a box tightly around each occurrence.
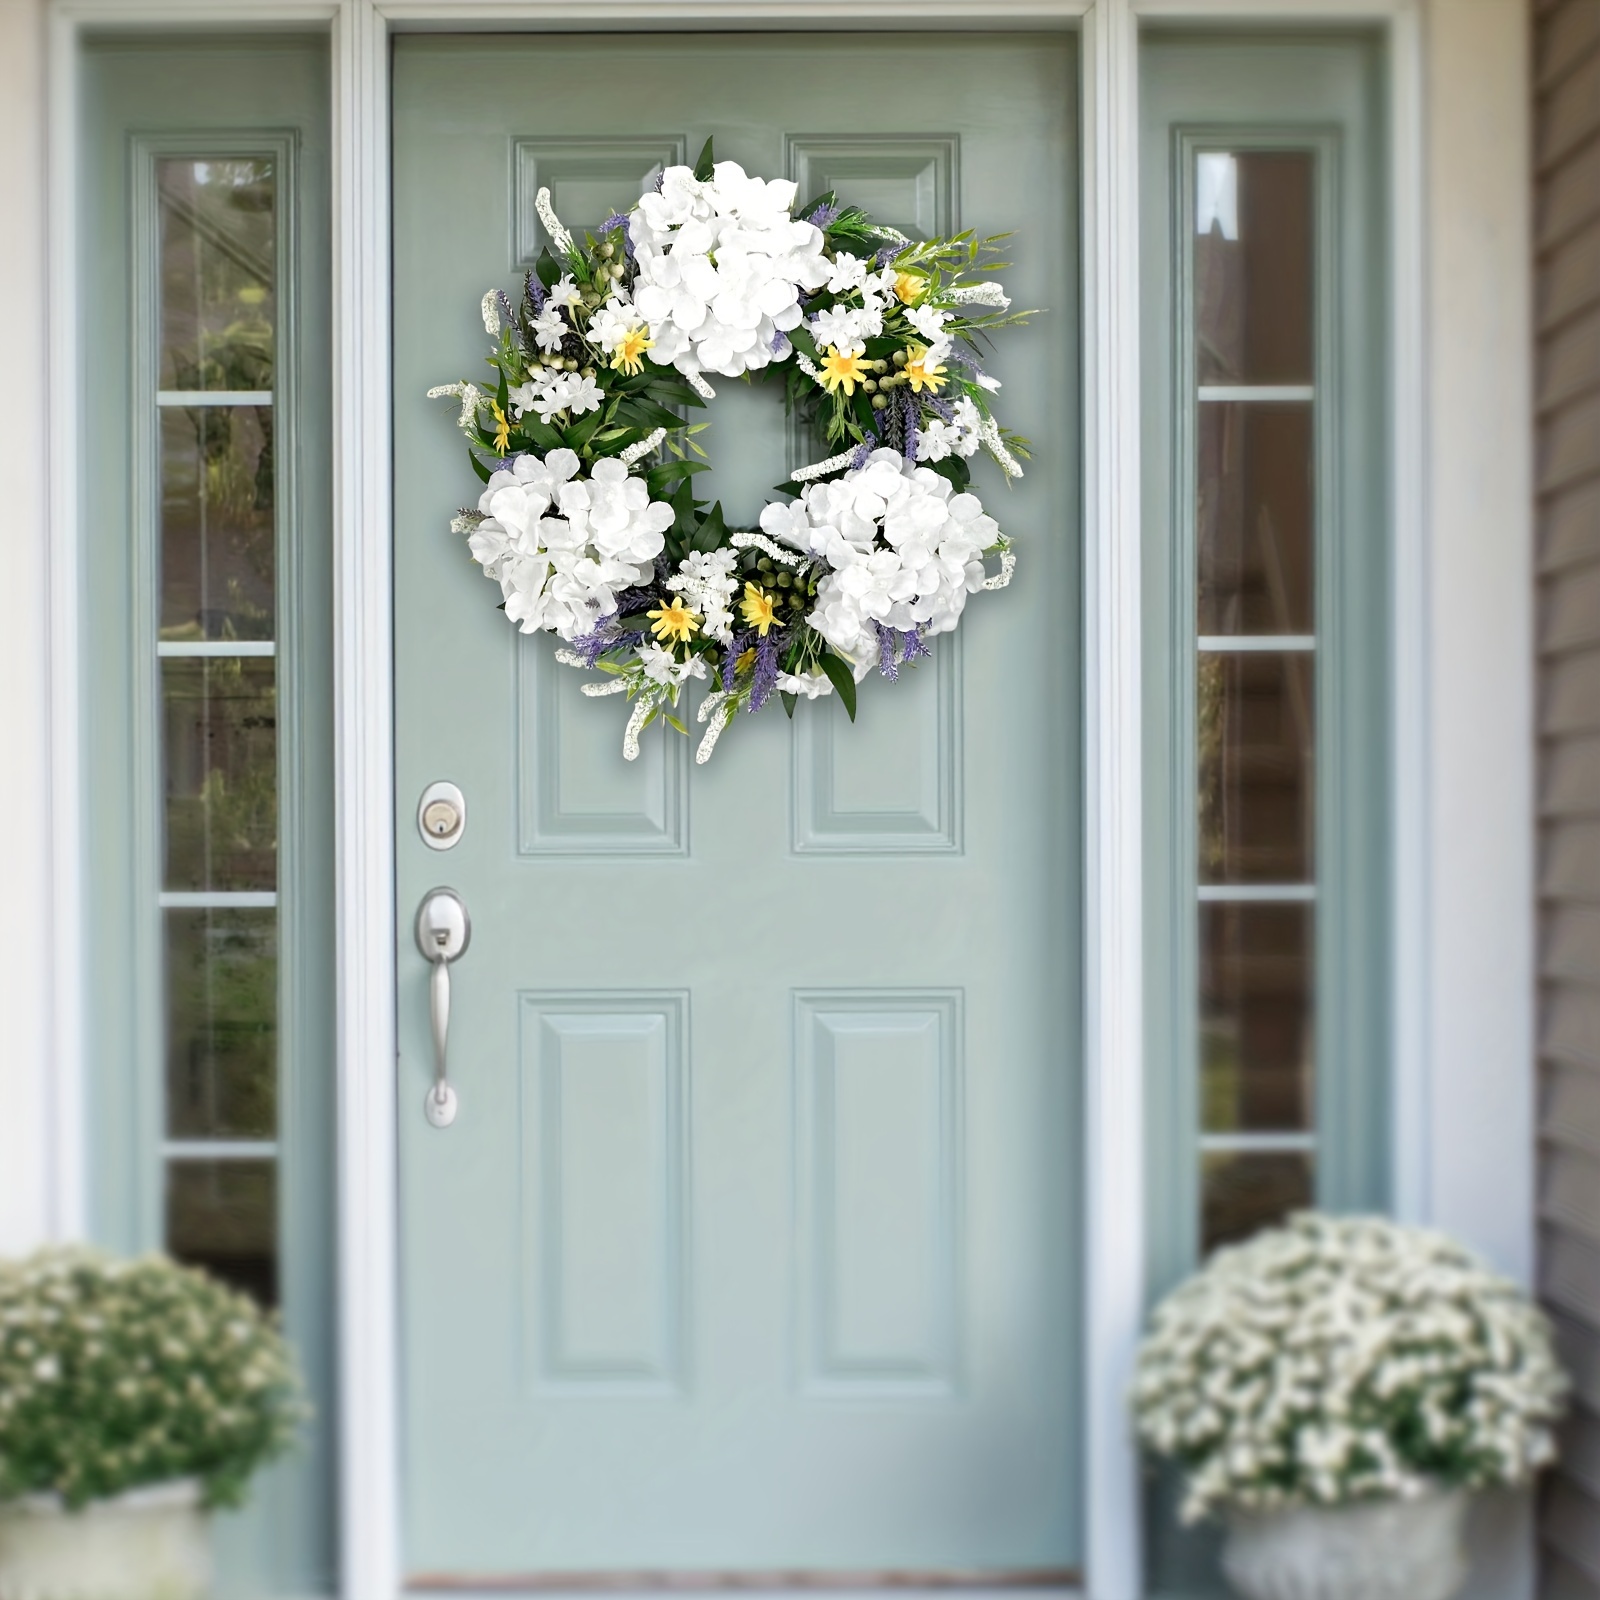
[431,139,1031,763]
[0,1248,307,1511]
[1132,1213,1568,1525]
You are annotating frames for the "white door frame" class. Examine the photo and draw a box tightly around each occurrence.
[16,1,1536,1597]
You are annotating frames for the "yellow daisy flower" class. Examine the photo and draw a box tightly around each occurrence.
[648,598,700,644]
[740,583,779,637]
[490,400,511,454]
[610,325,654,376]
[903,345,948,394]
[893,272,925,306]
[736,646,758,674]
[819,344,872,397]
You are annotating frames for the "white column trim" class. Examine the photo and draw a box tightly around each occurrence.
[332,5,401,1598]
[1080,3,1144,1597]
[1387,0,1431,1232]
[45,4,87,1243]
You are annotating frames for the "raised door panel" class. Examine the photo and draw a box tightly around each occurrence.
[520,992,688,1392]
[515,136,688,264]
[795,991,962,1395]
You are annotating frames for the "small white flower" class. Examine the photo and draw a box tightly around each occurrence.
[565,375,603,416]
[776,669,833,699]
[825,252,869,294]
[545,274,582,312]
[905,304,951,344]
[481,290,502,334]
[530,308,568,353]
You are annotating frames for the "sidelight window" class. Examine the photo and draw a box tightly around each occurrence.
[155,156,283,1302]
[1190,150,1320,1253]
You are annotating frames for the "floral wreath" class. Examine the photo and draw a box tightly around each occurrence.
[431,139,1032,764]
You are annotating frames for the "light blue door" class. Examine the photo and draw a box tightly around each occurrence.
[392,33,1081,1583]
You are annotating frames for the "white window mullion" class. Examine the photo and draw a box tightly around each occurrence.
[156,389,274,406]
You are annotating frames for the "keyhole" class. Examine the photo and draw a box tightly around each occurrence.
[423,800,459,838]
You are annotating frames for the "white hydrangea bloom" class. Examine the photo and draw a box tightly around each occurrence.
[629,160,831,379]
[468,450,674,641]
[758,448,998,670]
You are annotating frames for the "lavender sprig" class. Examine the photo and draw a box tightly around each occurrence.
[749,633,780,712]
[722,630,750,691]
[874,621,900,682]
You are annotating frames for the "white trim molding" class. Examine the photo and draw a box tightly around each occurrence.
[12,3,1536,1599]
[1081,2,1145,1597]
[331,4,401,1598]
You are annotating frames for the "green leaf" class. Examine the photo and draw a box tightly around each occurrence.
[535,247,562,290]
[781,691,798,719]
[665,714,688,736]
[925,456,971,492]
[818,652,858,722]
[693,500,727,554]
[564,405,607,451]
[692,136,716,182]
[468,450,493,483]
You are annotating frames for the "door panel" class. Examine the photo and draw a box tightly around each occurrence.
[393,33,1080,1580]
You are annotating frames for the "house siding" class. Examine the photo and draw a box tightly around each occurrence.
[1536,1,1600,1594]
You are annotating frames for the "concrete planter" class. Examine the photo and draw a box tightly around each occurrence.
[0,1480,210,1600]
[1222,1487,1469,1600]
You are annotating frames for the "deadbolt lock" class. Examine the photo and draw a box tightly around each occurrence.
[417,781,467,850]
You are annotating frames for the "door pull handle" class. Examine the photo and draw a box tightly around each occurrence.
[415,887,471,1128]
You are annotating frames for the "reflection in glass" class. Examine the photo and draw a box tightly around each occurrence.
[1201,903,1313,1131]
[166,1159,278,1306]
[1196,151,1314,386]
[1202,1150,1313,1254]
[1198,404,1313,635]
[159,159,275,393]
[165,909,277,1140]
[162,657,277,892]
[1198,651,1314,883]
[160,406,275,641]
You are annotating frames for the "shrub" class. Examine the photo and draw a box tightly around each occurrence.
[0,1247,306,1509]
[1133,1213,1568,1523]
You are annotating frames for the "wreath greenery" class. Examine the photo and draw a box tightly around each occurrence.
[431,138,1033,762]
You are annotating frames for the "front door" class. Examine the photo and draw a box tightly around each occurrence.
[392,32,1081,1584]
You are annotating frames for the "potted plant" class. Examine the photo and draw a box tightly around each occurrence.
[0,1246,306,1600]
[1133,1212,1568,1600]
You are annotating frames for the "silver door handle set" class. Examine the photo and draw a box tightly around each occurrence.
[415,886,470,1128]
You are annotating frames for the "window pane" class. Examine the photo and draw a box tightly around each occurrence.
[1195,151,1314,386]
[160,405,275,641]
[162,656,277,892]
[1201,903,1313,1132]
[1198,652,1314,883]
[1197,403,1313,635]
[166,1159,278,1306]
[158,158,275,392]
[165,908,277,1140]
[1201,1150,1313,1254]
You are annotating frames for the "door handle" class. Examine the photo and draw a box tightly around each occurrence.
[415,887,471,1128]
